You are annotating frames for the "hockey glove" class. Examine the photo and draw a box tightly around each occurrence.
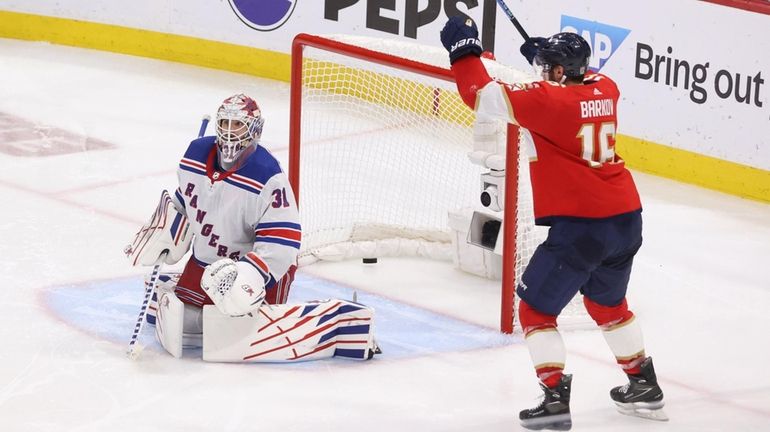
[124,190,192,267]
[440,16,483,65]
[201,258,266,316]
[520,37,548,65]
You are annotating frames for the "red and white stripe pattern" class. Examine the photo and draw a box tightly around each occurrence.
[266,265,295,305]
[242,251,271,284]
[179,157,206,175]
[241,300,373,362]
[223,173,264,195]
[175,285,209,307]
[254,222,301,249]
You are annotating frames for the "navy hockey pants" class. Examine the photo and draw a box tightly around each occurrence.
[516,210,643,316]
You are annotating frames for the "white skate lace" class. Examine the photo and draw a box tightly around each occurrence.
[528,394,547,412]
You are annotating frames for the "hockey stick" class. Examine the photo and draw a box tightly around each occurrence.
[126,115,210,360]
[126,253,166,359]
[198,114,211,138]
[495,0,530,40]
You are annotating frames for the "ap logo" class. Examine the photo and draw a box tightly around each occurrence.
[228,0,298,32]
[560,16,630,73]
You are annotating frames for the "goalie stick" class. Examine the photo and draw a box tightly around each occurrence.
[126,115,210,360]
[495,0,530,40]
[126,252,166,359]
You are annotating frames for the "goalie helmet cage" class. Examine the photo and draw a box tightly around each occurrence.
[289,33,584,334]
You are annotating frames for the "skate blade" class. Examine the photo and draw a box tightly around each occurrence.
[520,413,572,431]
[615,401,669,421]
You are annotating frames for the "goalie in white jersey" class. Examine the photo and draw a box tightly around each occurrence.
[126,94,379,362]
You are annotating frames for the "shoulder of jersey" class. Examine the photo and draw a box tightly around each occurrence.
[586,73,619,91]
[183,136,216,164]
[507,81,562,92]
[236,145,284,186]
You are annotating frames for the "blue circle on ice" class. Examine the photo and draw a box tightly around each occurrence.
[228,0,298,31]
[41,273,517,361]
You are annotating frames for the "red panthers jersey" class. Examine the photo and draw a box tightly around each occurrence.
[452,56,641,223]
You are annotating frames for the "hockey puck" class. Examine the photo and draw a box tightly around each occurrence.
[362,258,378,264]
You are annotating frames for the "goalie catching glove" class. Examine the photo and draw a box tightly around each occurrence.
[201,258,266,316]
[125,190,192,266]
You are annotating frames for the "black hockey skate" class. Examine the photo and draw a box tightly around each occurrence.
[610,357,668,421]
[519,374,572,431]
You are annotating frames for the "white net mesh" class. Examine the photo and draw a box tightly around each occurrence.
[292,35,589,331]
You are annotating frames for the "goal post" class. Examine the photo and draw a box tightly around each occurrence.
[289,33,546,334]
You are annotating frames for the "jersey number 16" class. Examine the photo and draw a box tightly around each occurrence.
[577,122,617,167]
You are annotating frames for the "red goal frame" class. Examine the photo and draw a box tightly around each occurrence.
[288,33,523,333]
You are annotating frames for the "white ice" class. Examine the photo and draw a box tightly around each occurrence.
[1,39,769,432]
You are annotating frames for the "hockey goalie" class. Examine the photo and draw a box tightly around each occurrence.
[125,94,380,362]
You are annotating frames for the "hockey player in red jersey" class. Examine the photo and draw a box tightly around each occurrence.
[441,17,667,429]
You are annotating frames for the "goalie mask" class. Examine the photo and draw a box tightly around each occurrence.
[532,32,591,82]
[215,94,265,168]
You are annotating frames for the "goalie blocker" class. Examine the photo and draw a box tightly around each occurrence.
[124,190,192,267]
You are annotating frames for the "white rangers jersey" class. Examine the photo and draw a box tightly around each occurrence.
[171,136,300,289]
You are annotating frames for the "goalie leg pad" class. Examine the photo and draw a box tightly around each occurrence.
[202,299,376,363]
[155,287,185,358]
[145,272,180,325]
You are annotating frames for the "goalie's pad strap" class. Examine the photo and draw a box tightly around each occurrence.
[202,299,375,363]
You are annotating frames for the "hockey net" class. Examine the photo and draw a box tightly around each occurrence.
[289,34,589,333]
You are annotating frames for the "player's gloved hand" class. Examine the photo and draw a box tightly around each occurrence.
[201,258,266,316]
[440,16,483,64]
[520,37,548,65]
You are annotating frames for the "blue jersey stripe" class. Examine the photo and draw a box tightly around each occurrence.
[263,274,278,291]
[255,237,301,249]
[170,212,184,238]
[179,164,206,176]
[174,189,186,209]
[256,221,302,230]
[223,177,261,195]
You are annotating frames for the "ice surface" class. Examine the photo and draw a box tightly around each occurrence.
[1,39,769,431]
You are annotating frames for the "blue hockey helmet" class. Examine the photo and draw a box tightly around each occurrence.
[533,32,591,78]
